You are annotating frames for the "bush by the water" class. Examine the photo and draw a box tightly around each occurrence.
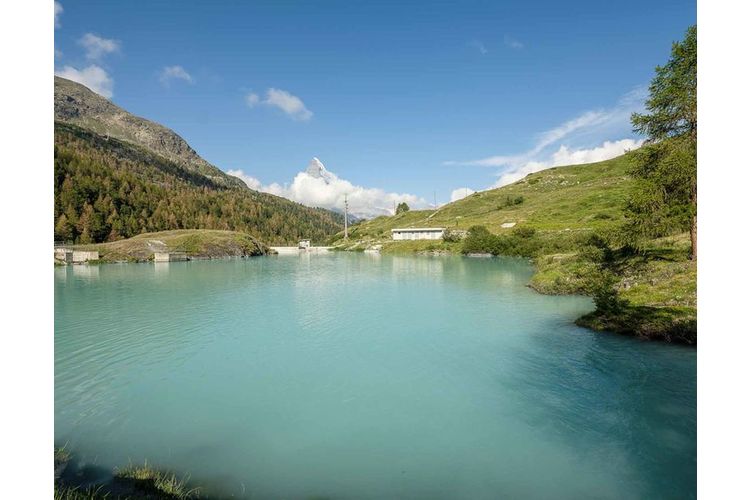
[461,225,542,257]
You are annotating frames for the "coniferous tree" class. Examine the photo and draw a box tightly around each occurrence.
[629,25,697,259]
[396,202,410,214]
[55,214,73,242]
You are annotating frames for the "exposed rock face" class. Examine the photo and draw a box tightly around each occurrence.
[54,76,244,188]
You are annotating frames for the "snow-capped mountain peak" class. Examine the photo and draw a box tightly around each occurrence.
[305,157,335,183]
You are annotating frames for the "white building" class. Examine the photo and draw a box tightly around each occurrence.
[391,228,445,241]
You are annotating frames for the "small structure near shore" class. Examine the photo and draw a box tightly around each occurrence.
[298,239,311,249]
[55,248,99,264]
[73,250,99,263]
[55,248,73,264]
[391,227,445,241]
[153,251,188,262]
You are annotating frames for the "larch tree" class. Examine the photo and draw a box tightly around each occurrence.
[629,25,697,260]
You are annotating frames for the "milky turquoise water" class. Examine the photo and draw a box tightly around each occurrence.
[55,254,696,499]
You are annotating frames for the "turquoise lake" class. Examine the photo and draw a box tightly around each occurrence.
[55,254,696,499]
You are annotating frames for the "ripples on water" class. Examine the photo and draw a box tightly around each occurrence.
[55,254,696,499]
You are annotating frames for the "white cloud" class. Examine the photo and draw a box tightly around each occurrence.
[265,88,313,121]
[55,65,114,98]
[491,139,643,188]
[245,88,313,121]
[469,39,488,54]
[446,110,613,168]
[550,139,642,166]
[159,65,193,87]
[504,35,524,50]
[443,87,646,188]
[228,158,426,218]
[450,187,476,202]
[54,1,63,28]
[79,33,120,61]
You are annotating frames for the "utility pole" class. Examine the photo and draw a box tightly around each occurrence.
[434,190,437,209]
[344,194,349,239]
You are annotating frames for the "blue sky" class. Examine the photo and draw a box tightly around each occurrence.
[54,0,695,216]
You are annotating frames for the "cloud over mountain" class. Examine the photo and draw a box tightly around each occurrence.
[55,65,114,98]
[445,87,647,189]
[55,32,120,99]
[491,138,643,187]
[228,158,426,218]
[450,187,476,202]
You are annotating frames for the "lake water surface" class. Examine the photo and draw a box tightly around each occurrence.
[55,254,696,499]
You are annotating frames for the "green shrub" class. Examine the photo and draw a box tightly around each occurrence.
[462,226,496,254]
[395,202,410,214]
[499,195,525,209]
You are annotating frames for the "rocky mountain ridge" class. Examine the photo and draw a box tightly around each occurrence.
[54,76,244,188]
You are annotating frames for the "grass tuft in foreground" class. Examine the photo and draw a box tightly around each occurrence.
[114,462,200,499]
[54,484,108,500]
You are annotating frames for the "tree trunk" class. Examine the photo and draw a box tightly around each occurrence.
[689,215,697,261]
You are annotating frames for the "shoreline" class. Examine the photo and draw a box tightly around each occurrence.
[55,236,696,345]
[331,239,697,345]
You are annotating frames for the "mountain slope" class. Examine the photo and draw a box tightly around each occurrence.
[54,76,345,245]
[54,124,343,245]
[345,153,635,240]
[55,76,243,188]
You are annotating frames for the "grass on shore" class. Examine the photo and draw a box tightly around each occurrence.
[530,233,696,305]
[55,448,202,500]
[68,229,270,263]
[54,485,115,500]
[113,462,199,499]
[532,233,696,343]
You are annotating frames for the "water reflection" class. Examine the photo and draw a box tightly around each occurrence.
[153,262,170,277]
[72,264,100,280]
[55,265,68,282]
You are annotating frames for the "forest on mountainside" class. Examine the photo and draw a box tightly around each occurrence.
[54,124,343,245]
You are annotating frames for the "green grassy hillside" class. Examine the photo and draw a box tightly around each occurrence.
[69,229,270,263]
[342,153,633,242]
[334,152,696,343]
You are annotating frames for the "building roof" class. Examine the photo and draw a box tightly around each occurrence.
[391,227,445,232]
